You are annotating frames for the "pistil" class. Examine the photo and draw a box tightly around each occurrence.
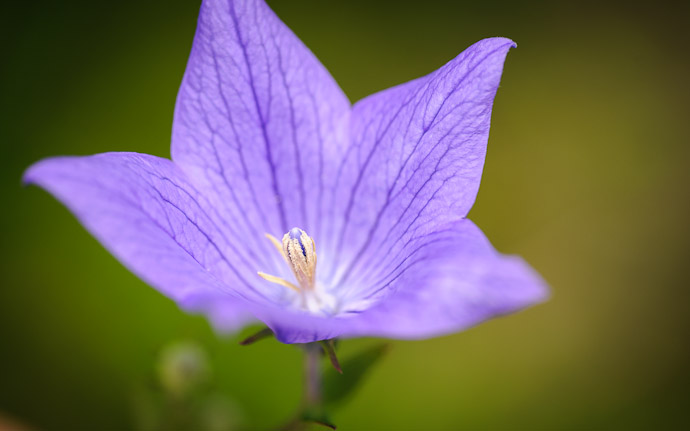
[258,227,317,293]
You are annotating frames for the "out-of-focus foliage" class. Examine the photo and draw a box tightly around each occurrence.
[323,344,389,408]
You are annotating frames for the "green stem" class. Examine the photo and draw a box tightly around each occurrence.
[303,343,322,409]
[281,344,325,431]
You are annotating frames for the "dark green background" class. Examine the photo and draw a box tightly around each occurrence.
[2,0,689,429]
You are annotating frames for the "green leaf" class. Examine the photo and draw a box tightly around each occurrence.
[323,343,390,407]
[301,407,337,429]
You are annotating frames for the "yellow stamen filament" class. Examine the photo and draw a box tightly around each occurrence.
[257,271,300,292]
[265,233,288,262]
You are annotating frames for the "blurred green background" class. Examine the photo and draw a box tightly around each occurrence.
[2,0,689,429]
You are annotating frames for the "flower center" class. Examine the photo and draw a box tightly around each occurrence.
[258,227,317,292]
[259,228,361,317]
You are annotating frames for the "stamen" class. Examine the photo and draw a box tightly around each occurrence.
[281,227,317,290]
[257,227,317,294]
[265,233,288,263]
[257,271,300,292]
[288,227,307,256]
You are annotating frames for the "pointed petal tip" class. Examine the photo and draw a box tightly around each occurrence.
[21,159,48,187]
[517,256,551,303]
[21,166,36,188]
[22,156,72,189]
[531,280,551,306]
[473,37,518,55]
[503,37,518,49]
[490,253,551,313]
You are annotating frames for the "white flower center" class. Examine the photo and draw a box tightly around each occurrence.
[258,227,336,315]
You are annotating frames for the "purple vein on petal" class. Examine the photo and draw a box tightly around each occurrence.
[181,9,277,269]
[122,163,269,301]
[328,83,427,279]
[333,41,513,288]
[272,29,309,227]
[151,172,267,285]
[206,41,275,264]
[306,87,326,242]
[227,0,288,233]
[353,172,460,298]
[350,120,476,285]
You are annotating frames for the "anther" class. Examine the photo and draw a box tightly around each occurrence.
[282,227,316,290]
[288,227,307,257]
[258,227,317,292]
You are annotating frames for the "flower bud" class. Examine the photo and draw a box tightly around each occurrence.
[157,341,209,397]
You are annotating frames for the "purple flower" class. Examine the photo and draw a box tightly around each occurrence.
[24,0,547,344]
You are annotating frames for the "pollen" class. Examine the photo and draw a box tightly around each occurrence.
[258,227,317,292]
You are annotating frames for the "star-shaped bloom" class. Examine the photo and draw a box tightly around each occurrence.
[25,0,547,343]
